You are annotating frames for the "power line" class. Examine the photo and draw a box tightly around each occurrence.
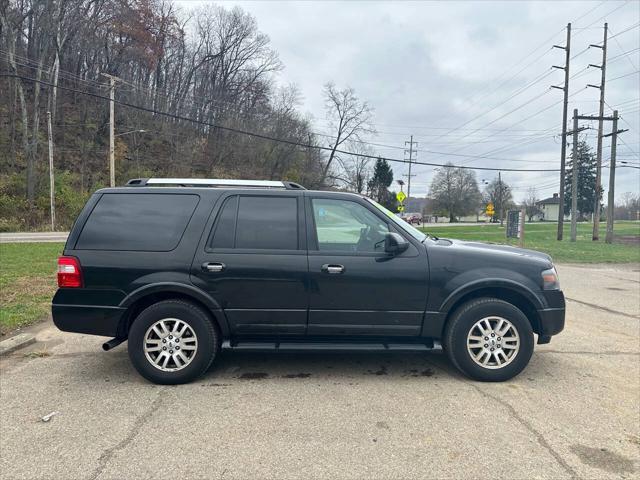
[608,70,640,82]
[574,2,632,35]
[1,73,564,173]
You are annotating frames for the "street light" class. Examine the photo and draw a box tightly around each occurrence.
[115,129,146,137]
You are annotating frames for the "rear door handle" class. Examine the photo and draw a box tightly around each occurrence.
[202,262,225,273]
[322,264,345,274]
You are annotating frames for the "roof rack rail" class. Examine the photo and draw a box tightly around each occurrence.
[125,178,306,190]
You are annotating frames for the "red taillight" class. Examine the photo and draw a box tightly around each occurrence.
[57,256,83,288]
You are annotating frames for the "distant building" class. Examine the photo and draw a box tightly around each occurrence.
[536,193,569,221]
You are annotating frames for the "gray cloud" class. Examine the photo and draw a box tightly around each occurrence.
[181,0,639,200]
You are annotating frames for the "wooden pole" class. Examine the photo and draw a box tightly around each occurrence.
[47,111,55,231]
[570,109,579,242]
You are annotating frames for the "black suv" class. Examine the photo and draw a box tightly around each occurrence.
[52,178,565,384]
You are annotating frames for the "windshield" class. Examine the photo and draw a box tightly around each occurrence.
[364,197,427,242]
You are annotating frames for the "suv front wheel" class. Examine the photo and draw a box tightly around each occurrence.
[128,300,219,384]
[443,297,534,382]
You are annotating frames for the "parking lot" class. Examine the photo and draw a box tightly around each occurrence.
[1,263,638,480]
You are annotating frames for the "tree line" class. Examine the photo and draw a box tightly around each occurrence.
[2,1,630,230]
[1,0,392,230]
[426,140,622,223]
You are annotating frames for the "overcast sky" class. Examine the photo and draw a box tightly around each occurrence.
[177,0,639,201]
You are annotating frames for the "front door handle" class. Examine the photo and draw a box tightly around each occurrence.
[202,262,225,273]
[322,264,345,274]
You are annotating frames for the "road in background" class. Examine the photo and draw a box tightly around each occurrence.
[1,263,639,479]
[0,232,69,243]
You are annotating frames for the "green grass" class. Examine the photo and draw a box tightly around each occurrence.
[0,243,64,335]
[420,221,640,263]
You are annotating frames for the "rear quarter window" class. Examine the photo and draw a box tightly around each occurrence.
[75,193,199,251]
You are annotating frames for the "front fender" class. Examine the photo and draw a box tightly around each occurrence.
[440,277,546,314]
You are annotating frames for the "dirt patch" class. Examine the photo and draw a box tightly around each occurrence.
[614,234,640,246]
[570,444,636,475]
[281,373,311,379]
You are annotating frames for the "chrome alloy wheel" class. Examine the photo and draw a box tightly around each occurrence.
[466,316,520,370]
[143,318,198,372]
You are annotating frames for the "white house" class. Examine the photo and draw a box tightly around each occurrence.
[536,193,569,221]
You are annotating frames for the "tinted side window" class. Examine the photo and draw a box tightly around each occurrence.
[76,193,199,251]
[208,196,238,249]
[235,196,298,250]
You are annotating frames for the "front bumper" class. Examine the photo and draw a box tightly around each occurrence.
[536,290,566,343]
[537,307,565,336]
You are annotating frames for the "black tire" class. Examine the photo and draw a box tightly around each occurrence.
[443,297,534,382]
[128,299,219,385]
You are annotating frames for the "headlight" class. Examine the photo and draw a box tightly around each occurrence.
[541,267,560,290]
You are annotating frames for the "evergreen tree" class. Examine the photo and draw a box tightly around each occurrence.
[367,158,395,210]
[564,141,601,220]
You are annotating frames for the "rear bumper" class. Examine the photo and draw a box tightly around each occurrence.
[52,304,125,337]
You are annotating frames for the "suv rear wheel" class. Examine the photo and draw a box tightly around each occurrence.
[443,297,534,382]
[128,300,218,384]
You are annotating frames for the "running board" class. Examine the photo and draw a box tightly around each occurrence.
[221,340,437,352]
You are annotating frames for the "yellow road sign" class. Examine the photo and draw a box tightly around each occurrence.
[486,202,495,216]
[397,205,405,212]
[396,191,406,203]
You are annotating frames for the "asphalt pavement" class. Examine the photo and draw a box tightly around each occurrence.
[0,263,639,479]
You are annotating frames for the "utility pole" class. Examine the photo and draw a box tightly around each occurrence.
[587,23,608,240]
[101,73,119,187]
[551,23,571,241]
[604,111,628,244]
[570,111,618,242]
[403,135,417,198]
[570,109,579,242]
[498,171,504,226]
[46,111,55,231]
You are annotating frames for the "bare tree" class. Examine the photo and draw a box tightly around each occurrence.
[614,192,640,220]
[322,82,375,183]
[0,0,327,229]
[523,187,541,222]
[430,164,482,222]
[333,142,373,193]
[483,177,514,223]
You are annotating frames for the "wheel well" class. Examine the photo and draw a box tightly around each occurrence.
[117,292,222,339]
[444,287,541,335]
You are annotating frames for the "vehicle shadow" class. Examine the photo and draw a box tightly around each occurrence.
[203,349,462,382]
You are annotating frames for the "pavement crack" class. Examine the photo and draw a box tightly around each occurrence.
[601,273,640,284]
[565,297,640,320]
[469,384,578,479]
[89,388,166,480]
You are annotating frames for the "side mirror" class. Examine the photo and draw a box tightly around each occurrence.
[384,232,409,255]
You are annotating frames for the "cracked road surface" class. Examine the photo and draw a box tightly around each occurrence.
[1,264,639,479]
